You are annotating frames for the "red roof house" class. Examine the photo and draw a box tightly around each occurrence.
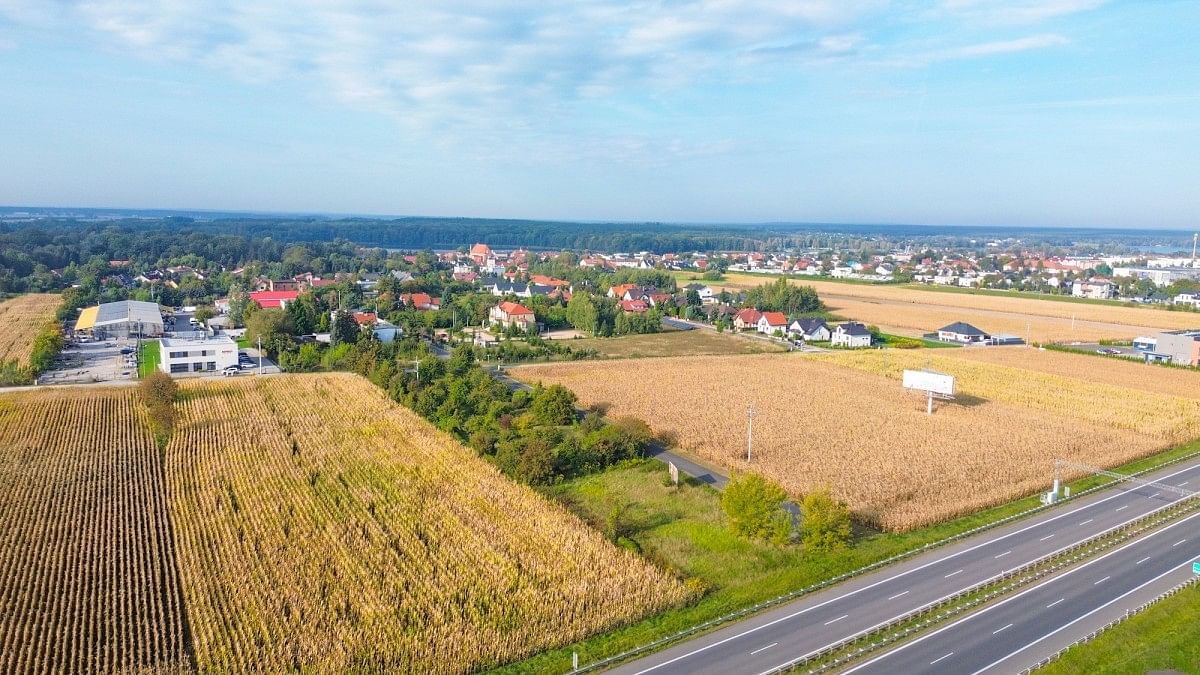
[249,290,300,309]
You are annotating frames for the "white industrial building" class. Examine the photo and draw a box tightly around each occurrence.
[74,300,164,339]
[159,336,238,375]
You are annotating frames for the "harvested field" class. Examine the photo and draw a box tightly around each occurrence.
[0,387,190,673]
[167,373,689,673]
[566,328,785,359]
[947,347,1200,400]
[514,353,1199,531]
[691,273,1198,342]
[0,293,60,366]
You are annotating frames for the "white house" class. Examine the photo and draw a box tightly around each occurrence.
[159,336,238,375]
[756,312,789,335]
[936,321,990,344]
[788,318,831,342]
[1072,278,1117,299]
[831,322,872,348]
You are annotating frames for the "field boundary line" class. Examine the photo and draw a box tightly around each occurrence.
[570,448,1200,673]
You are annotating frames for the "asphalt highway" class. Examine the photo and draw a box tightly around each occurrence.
[610,460,1200,675]
[845,509,1200,674]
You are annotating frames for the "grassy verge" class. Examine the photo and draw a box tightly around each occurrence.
[236,337,250,349]
[878,332,961,349]
[1038,583,1200,674]
[495,438,1200,674]
[137,340,160,378]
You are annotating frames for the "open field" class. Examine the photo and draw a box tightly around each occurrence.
[514,353,1200,531]
[0,373,687,673]
[0,387,190,673]
[564,328,786,359]
[0,293,60,366]
[688,272,1199,342]
[167,373,689,673]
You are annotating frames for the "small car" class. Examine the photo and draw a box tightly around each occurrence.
[222,366,241,376]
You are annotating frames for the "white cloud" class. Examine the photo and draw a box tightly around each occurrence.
[935,33,1070,59]
[941,0,1104,23]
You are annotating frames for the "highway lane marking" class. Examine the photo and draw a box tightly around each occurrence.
[1046,598,1064,608]
[945,569,963,578]
[643,463,1200,675]
[969,562,1195,675]
[749,643,777,655]
[1137,556,1152,565]
[1181,481,1190,486]
[1115,505,1128,512]
[824,615,848,626]
[1039,534,1055,541]
[840,510,1200,675]
[930,652,954,665]
[993,623,1013,635]
[1173,539,1186,547]
[1094,576,1110,585]
[887,590,909,600]
[994,550,1011,559]
[1149,492,1161,498]
[1078,519,1093,526]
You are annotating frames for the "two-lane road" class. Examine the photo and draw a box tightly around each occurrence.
[846,509,1200,674]
[610,461,1200,675]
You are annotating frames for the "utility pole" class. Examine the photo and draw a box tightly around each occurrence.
[746,406,756,463]
[257,335,263,375]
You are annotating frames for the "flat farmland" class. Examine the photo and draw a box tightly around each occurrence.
[0,293,60,366]
[565,328,785,359]
[0,373,687,673]
[692,273,1197,341]
[167,373,688,673]
[514,353,1200,531]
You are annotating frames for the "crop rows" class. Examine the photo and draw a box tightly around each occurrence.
[515,353,1192,531]
[0,388,190,674]
[166,373,690,673]
[0,294,60,366]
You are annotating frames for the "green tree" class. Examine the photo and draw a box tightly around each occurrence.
[800,486,852,551]
[720,473,791,544]
[529,384,577,426]
[331,310,359,345]
[565,291,600,335]
[139,370,179,447]
[245,308,294,357]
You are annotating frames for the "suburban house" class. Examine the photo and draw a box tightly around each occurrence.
[937,321,991,344]
[683,283,715,303]
[831,322,872,348]
[620,299,649,313]
[608,283,638,299]
[254,278,301,292]
[733,308,763,331]
[756,312,789,335]
[788,318,831,342]
[248,290,300,310]
[489,301,535,330]
[399,293,441,311]
[1071,278,1117,299]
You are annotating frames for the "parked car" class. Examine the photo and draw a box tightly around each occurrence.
[119,347,134,354]
[239,361,256,370]
[222,365,241,376]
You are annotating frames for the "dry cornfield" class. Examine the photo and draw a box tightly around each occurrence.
[0,387,191,674]
[166,373,689,673]
[0,294,60,366]
[703,273,1199,342]
[514,353,1200,531]
[0,373,687,673]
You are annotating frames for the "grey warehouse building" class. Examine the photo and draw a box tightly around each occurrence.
[73,300,165,339]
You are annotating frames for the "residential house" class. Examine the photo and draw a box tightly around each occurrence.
[620,299,649,313]
[831,322,872,348]
[756,312,788,335]
[788,318,831,342]
[608,283,638,300]
[733,308,763,331]
[399,293,441,311]
[1072,278,1117,299]
[249,290,300,310]
[489,301,535,330]
[683,283,715,303]
[255,278,300,292]
[937,321,991,344]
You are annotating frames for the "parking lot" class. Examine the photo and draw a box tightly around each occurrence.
[39,338,142,385]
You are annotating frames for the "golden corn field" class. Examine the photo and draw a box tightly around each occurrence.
[515,353,1200,531]
[0,294,60,366]
[0,387,191,674]
[0,373,688,673]
[700,273,1198,341]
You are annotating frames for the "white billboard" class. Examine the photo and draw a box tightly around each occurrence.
[903,369,955,396]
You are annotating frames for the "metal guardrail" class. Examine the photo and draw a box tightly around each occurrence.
[1020,575,1200,674]
[570,448,1200,673]
[760,491,1200,674]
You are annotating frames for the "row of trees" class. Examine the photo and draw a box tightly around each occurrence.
[720,473,852,550]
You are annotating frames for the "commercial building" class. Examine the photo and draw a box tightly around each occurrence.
[159,336,238,375]
[1153,330,1200,366]
[73,300,164,339]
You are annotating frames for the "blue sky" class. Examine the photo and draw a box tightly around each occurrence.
[0,1,1196,228]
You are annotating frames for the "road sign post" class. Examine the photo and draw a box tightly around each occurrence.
[668,461,679,486]
[1193,561,1200,575]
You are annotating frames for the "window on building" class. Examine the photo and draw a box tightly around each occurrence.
[170,363,188,373]
[192,362,204,372]
[206,362,216,370]
[169,351,187,358]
